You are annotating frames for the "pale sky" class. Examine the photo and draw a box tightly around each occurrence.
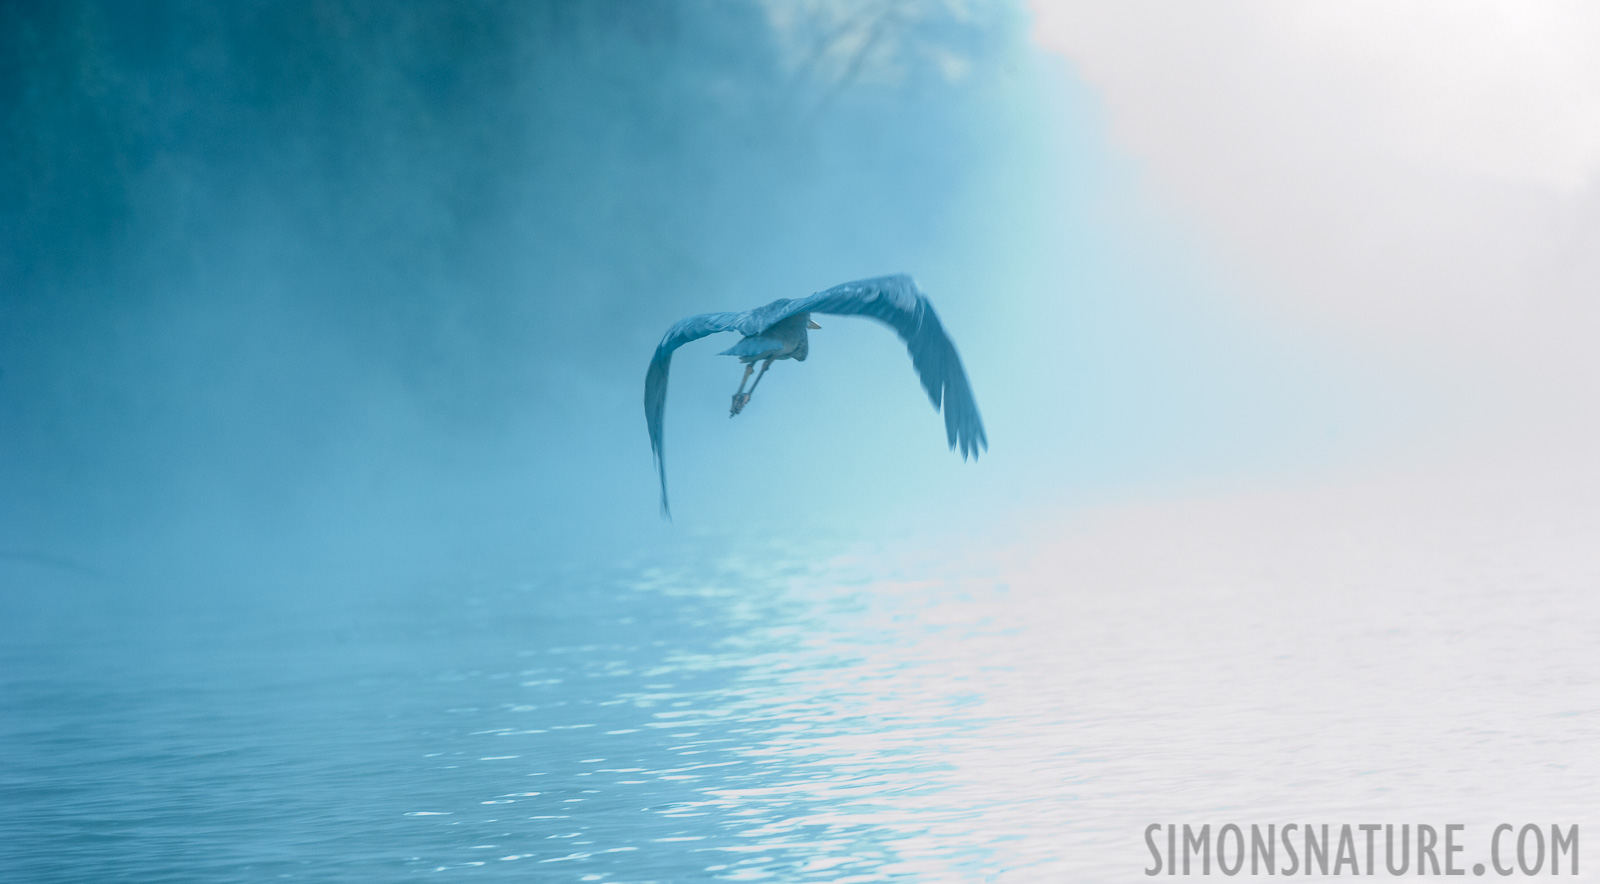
[1029,1,1600,440]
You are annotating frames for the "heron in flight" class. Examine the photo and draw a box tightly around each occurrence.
[644,274,986,516]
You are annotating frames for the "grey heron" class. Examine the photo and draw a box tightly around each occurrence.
[644,274,986,517]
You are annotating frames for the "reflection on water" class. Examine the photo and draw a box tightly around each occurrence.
[2,538,1037,882]
[386,555,1029,881]
[5,470,1599,881]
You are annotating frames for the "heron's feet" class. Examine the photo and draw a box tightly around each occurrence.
[730,392,750,416]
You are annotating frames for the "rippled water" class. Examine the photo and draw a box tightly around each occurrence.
[5,468,1599,881]
[2,538,1027,882]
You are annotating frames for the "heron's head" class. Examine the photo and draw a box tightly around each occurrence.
[807,319,821,329]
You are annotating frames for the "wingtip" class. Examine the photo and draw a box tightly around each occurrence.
[951,432,988,461]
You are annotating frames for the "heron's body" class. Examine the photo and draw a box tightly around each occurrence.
[718,312,812,363]
[644,274,985,517]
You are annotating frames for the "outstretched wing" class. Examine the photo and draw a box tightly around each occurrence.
[645,310,748,518]
[779,274,987,459]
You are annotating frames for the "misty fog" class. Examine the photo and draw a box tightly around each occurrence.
[1,0,1382,591]
[11,4,1551,881]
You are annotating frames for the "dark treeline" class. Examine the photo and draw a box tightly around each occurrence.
[0,1,1028,584]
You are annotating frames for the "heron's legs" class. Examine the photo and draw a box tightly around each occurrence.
[729,358,773,417]
[748,358,774,394]
[729,363,755,416]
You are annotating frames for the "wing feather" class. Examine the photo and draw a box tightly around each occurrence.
[775,275,988,459]
[644,310,747,517]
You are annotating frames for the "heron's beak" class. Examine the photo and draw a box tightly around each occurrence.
[807,320,821,329]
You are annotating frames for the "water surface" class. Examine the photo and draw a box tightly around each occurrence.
[6,470,1598,880]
